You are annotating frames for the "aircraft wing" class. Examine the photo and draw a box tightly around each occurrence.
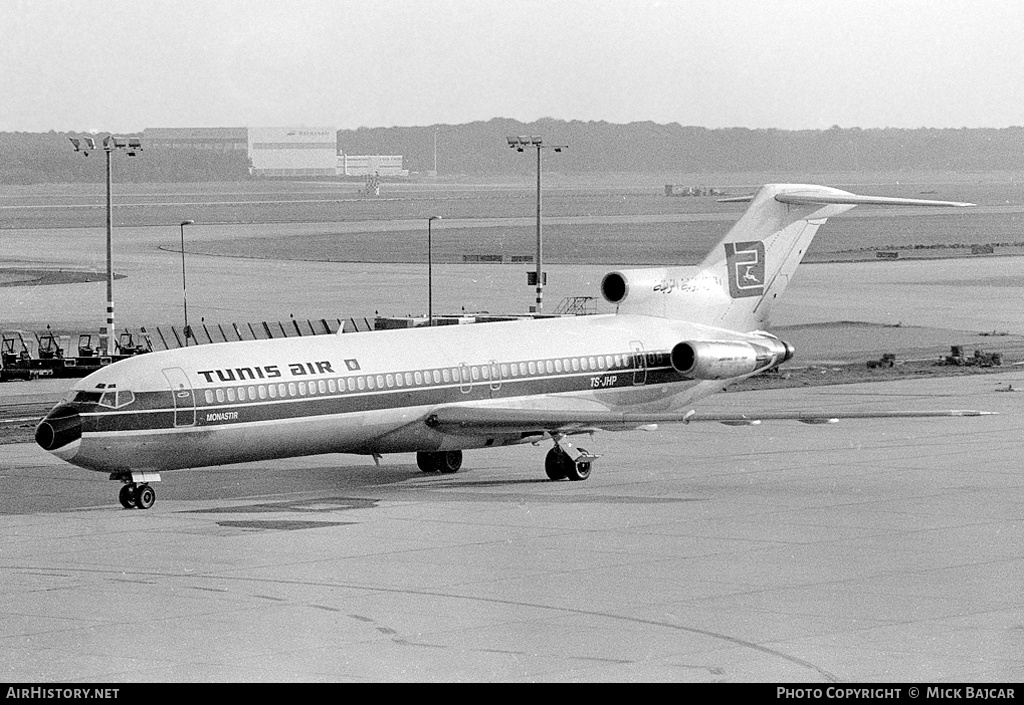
[425,406,995,435]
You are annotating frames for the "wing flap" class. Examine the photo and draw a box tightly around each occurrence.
[425,407,994,435]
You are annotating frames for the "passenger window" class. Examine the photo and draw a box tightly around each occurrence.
[298,382,306,396]
[216,389,225,403]
[405,373,413,386]
[357,377,365,391]
[572,358,580,372]
[433,370,441,384]
[442,369,451,383]
[237,387,247,401]
[278,383,286,398]
[268,385,277,399]
[545,360,553,374]
[347,378,356,391]
[471,367,480,381]
[376,375,385,388]
[205,390,214,404]
[259,385,267,399]
[227,388,236,402]
[528,361,536,375]
[555,360,563,373]
[327,379,335,393]
[286,382,295,397]
[414,371,423,385]
[366,376,375,390]
[500,363,508,377]
[248,385,256,399]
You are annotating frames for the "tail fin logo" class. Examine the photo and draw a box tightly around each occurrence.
[724,241,765,298]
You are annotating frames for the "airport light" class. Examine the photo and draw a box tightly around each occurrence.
[427,216,442,326]
[506,135,566,314]
[69,134,143,355]
[179,220,195,345]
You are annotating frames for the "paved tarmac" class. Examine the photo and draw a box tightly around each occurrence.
[4,222,1024,334]
[1,372,1020,682]
[3,208,1022,682]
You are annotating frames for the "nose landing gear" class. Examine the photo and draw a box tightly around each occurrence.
[114,472,161,509]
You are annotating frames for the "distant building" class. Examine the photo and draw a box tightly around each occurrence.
[339,153,407,177]
[144,126,406,178]
[248,127,337,177]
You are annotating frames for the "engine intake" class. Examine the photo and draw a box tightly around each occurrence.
[671,338,794,380]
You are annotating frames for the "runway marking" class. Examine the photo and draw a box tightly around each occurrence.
[181,496,379,514]
[3,562,841,682]
[215,519,353,531]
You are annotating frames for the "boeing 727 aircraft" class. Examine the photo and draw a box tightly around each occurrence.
[36,184,990,509]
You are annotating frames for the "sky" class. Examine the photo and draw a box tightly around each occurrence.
[2,0,1023,132]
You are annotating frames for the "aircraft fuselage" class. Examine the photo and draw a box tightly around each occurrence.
[37,314,749,476]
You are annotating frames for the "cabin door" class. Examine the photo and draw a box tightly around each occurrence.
[630,341,647,386]
[162,367,196,427]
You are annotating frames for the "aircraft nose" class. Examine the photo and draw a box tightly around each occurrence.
[35,405,83,452]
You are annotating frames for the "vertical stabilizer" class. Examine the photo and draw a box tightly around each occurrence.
[601,184,972,331]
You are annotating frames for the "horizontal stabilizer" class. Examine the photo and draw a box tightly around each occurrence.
[425,406,995,435]
[718,191,975,207]
[774,192,975,208]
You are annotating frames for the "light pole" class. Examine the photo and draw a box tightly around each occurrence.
[506,135,566,315]
[179,220,195,345]
[69,135,143,355]
[427,216,441,326]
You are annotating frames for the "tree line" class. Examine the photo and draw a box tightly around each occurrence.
[0,131,251,184]
[341,119,1024,175]
[2,121,1022,184]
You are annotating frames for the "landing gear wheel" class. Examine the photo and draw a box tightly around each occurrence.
[118,483,137,509]
[437,450,462,474]
[545,447,570,481]
[564,449,592,482]
[134,484,155,509]
[417,451,463,474]
[417,452,438,473]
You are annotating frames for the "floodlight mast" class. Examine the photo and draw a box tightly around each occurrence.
[69,134,143,355]
[180,220,195,345]
[427,216,442,327]
[506,135,567,315]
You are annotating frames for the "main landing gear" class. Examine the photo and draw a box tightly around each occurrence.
[544,438,598,481]
[415,441,597,482]
[417,450,463,474]
[114,472,161,509]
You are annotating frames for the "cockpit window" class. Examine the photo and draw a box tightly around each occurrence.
[72,391,102,404]
[97,390,135,409]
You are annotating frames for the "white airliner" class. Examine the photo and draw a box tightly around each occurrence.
[36,184,990,509]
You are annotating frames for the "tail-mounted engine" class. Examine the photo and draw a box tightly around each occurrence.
[670,336,795,380]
